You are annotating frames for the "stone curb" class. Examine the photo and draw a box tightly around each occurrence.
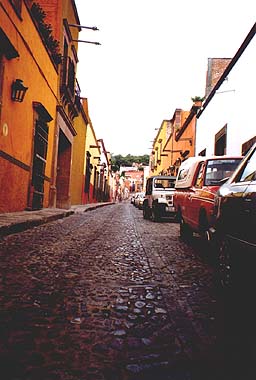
[0,202,114,237]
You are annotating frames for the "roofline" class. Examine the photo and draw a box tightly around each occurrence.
[175,106,198,141]
[197,22,256,118]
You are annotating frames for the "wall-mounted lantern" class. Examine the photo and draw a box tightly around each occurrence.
[11,79,28,102]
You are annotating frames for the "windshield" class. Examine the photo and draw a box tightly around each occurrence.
[205,158,242,186]
[154,178,176,189]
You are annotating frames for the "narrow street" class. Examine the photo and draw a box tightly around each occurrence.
[0,202,255,380]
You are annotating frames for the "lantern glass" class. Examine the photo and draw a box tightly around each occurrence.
[11,79,28,102]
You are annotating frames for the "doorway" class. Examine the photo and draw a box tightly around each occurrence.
[56,129,72,209]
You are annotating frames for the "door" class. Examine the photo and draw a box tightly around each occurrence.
[56,130,72,209]
[225,147,256,244]
[188,161,205,230]
[31,120,48,209]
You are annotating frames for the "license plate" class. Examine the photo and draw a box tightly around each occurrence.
[167,206,175,212]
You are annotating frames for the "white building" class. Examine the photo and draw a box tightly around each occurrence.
[196,23,256,157]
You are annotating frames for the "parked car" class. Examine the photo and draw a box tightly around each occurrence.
[174,155,243,242]
[213,143,256,289]
[130,193,136,204]
[134,192,145,209]
[132,192,141,207]
[143,175,176,222]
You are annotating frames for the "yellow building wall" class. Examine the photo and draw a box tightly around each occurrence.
[73,99,100,204]
[150,120,168,175]
[85,124,101,195]
[0,1,58,212]
[70,112,87,205]
[150,108,197,177]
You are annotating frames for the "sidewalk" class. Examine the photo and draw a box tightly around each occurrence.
[0,202,114,237]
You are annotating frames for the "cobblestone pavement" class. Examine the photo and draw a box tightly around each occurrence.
[0,202,255,380]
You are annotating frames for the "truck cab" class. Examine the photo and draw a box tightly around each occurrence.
[174,156,243,242]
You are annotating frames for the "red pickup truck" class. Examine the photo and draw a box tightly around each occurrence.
[174,155,243,242]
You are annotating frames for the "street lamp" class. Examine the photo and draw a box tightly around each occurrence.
[11,79,28,102]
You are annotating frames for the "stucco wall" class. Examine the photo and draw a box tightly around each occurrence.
[0,1,58,211]
[196,31,256,156]
[70,114,87,205]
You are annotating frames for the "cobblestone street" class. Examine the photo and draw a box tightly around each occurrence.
[0,202,255,380]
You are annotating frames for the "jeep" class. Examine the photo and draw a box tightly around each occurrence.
[143,175,176,222]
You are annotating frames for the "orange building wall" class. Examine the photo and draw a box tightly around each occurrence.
[0,1,58,212]
[171,111,191,163]
[38,0,79,54]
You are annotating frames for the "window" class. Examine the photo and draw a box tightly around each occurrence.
[61,38,68,88]
[215,125,227,155]
[9,0,22,16]
[84,151,92,193]
[177,167,188,181]
[154,178,175,189]
[205,158,242,185]
[67,58,75,97]
[60,38,75,99]
[195,162,204,188]
[0,28,19,59]
[199,149,206,157]
[242,136,256,156]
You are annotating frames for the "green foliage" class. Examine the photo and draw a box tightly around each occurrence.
[111,154,149,172]
[31,2,62,65]
[191,95,205,102]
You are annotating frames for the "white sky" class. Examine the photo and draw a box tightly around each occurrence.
[75,0,255,156]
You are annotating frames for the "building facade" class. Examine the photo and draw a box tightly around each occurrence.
[0,0,59,212]
[0,0,111,212]
[38,0,81,209]
[196,23,256,157]
[149,106,197,177]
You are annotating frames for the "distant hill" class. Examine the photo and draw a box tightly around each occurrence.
[111,154,149,172]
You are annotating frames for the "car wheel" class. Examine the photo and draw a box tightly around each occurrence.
[143,204,151,219]
[199,213,210,240]
[180,214,192,241]
[152,205,160,222]
[218,237,235,290]
[199,213,214,254]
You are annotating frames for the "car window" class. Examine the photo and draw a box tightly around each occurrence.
[178,167,189,181]
[205,158,242,185]
[154,178,175,189]
[237,149,256,182]
[195,162,204,188]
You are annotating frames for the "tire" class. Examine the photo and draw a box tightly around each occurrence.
[143,204,151,219]
[199,212,213,254]
[179,214,193,242]
[199,212,210,240]
[151,206,160,222]
[218,237,235,290]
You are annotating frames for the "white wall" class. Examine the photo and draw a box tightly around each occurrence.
[196,32,256,156]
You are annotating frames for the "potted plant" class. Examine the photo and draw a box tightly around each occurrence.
[191,96,205,107]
